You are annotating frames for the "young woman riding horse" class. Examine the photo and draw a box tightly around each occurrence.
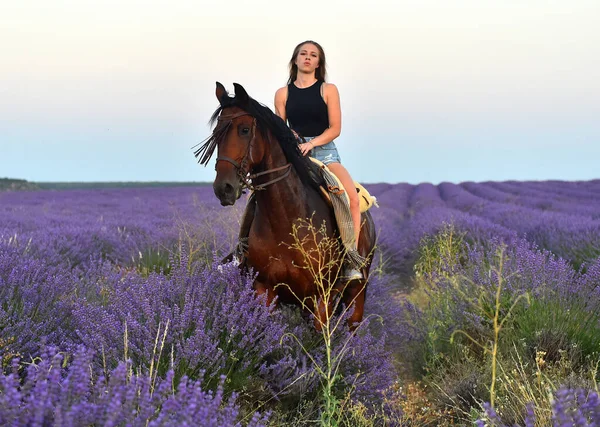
[194,43,375,329]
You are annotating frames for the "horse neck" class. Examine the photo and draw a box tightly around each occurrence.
[254,132,312,219]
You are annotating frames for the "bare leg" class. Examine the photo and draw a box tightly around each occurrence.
[326,163,361,247]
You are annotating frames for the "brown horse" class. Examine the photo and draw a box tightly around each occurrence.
[195,82,377,329]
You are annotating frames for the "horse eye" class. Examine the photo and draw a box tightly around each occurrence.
[240,127,250,136]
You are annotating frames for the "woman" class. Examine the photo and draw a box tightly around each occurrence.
[274,40,363,280]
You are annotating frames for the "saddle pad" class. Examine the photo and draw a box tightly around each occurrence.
[309,157,379,213]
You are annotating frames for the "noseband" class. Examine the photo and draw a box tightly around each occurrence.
[215,111,292,191]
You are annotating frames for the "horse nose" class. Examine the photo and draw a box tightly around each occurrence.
[214,181,237,206]
[223,182,234,196]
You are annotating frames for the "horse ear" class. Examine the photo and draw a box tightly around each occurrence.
[233,83,249,106]
[215,82,229,106]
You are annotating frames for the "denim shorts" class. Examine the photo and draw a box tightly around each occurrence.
[303,137,342,165]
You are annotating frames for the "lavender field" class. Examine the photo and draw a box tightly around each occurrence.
[1,180,600,426]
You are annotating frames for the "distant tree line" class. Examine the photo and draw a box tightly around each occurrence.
[1,178,211,191]
[0,178,40,191]
[37,181,212,190]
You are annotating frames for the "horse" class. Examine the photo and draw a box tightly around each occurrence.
[195,82,377,330]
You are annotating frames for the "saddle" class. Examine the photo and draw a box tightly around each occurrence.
[308,158,378,268]
[309,158,379,213]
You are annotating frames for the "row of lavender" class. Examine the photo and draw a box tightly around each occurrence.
[0,186,239,269]
[368,179,600,273]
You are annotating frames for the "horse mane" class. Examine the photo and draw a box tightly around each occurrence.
[198,93,326,191]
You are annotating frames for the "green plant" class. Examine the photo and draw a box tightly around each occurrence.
[134,247,172,276]
[491,342,600,427]
[279,217,379,426]
[506,296,600,368]
[449,246,530,409]
[413,222,467,279]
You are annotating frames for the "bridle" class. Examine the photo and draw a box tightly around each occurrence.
[214,111,292,191]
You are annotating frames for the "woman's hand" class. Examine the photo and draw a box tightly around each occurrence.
[299,141,313,156]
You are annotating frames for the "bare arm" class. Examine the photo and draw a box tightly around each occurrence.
[308,83,342,148]
[275,86,301,141]
[274,87,287,122]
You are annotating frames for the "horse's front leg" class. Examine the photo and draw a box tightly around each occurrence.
[254,279,277,307]
[220,193,256,265]
[342,279,367,331]
[313,296,334,332]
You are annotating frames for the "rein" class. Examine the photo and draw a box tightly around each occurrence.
[214,112,292,191]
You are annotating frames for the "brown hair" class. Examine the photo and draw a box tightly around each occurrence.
[287,40,327,85]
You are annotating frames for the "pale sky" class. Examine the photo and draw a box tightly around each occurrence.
[1,0,599,184]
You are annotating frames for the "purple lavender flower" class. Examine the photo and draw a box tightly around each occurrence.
[0,346,270,426]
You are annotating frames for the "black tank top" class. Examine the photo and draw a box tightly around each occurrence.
[285,80,329,137]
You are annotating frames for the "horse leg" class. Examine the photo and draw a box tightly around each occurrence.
[342,279,367,331]
[313,296,334,332]
[254,279,277,307]
[220,193,256,264]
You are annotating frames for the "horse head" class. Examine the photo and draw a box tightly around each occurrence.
[211,82,267,206]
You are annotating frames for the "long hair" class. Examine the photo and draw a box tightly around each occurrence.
[287,40,327,85]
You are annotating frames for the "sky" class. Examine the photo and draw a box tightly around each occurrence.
[1,0,599,185]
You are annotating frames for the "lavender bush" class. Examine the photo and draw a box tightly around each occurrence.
[478,388,600,426]
[397,222,600,422]
[71,256,295,397]
[0,242,78,363]
[0,346,270,427]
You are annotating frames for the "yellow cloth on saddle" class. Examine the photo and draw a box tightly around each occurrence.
[309,157,379,213]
